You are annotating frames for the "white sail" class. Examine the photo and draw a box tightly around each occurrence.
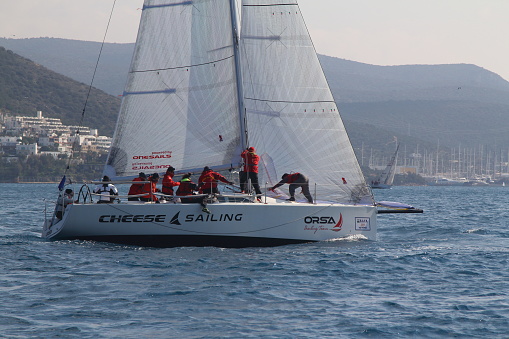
[105,0,242,178]
[381,144,399,185]
[372,143,399,188]
[240,0,372,204]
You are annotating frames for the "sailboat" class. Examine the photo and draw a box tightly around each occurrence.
[42,0,377,247]
[371,143,399,189]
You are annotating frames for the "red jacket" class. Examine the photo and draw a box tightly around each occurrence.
[198,169,230,192]
[273,173,301,189]
[141,176,159,201]
[128,177,145,196]
[162,173,180,195]
[241,150,260,173]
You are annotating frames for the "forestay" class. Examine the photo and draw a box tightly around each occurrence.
[104,0,242,179]
[240,0,373,204]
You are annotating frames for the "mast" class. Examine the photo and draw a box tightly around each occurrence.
[229,0,247,151]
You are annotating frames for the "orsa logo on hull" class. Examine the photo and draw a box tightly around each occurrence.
[303,214,343,233]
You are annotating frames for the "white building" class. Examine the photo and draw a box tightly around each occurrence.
[2,111,110,155]
[4,111,90,136]
[0,136,20,147]
[38,134,59,147]
[16,143,38,155]
[39,152,63,159]
[74,134,112,152]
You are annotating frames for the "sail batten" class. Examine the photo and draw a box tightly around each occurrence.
[143,1,194,10]
[245,98,335,104]
[243,3,298,6]
[130,55,235,73]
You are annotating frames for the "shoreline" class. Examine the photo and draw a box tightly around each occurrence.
[0,182,59,184]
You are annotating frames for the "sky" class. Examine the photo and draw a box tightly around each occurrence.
[1,0,508,81]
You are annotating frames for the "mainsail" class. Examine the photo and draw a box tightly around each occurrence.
[240,0,372,203]
[105,0,243,178]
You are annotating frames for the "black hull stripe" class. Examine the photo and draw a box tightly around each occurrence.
[52,235,314,248]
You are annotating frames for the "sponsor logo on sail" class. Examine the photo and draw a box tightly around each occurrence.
[132,151,172,160]
[131,151,173,170]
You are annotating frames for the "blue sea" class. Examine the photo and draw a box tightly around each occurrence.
[1,183,509,338]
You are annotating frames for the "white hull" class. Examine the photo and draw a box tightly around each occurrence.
[42,199,377,247]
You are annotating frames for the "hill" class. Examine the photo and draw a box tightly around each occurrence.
[0,45,120,136]
[319,55,509,147]
[0,38,131,97]
[319,55,509,104]
[1,37,509,150]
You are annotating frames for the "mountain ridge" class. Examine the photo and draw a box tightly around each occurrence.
[1,37,508,150]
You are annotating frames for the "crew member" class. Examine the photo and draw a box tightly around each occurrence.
[176,173,210,213]
[240,147,262,199]
[55,188,76,220]
[198,166,233,194]
[128,172,146,201]
[94,175,119,203]
[161,166,180,200]
[140,173,160,203]
[270,172,313,203]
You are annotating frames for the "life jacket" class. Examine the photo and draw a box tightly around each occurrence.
[176,178,197,196]
[241,150,260,173]
[162,173,180,195]
[96,184,117,202]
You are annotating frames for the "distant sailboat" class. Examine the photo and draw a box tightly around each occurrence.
[371,143,399,189]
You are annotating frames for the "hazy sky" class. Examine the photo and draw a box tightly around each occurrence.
[1,0,508,81]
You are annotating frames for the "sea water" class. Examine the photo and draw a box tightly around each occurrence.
[1,183,508,338]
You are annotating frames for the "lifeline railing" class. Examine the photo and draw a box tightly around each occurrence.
[71,179,372,206]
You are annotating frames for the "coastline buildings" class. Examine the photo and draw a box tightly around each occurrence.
[0,111,111,157]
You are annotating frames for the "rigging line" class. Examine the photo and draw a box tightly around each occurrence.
[130,55,234,73]
[63,0,117,177]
